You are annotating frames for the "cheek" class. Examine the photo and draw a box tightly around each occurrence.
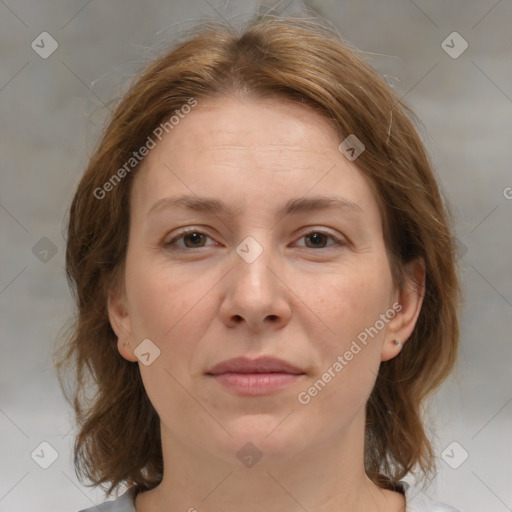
[303,259,392,397]
[123,258,209,411]
[298,276,388,423]
[124,252,203,339]
[123,253,219,389]
[311,261,393,342]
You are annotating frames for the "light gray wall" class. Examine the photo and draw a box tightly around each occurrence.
[1,1,510,511]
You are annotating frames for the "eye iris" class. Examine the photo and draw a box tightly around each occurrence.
[306,232,327,248]
[177,232,331,249]
[183,232,205,248]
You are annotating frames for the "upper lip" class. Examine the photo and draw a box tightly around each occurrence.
[207,356,304,375]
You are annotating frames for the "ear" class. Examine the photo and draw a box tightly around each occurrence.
[107,287,138,362]
[381,257,426,362]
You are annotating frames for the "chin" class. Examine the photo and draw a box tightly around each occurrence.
[210,413,305,467]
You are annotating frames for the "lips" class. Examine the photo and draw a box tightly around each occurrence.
[206,356,305,396]
[207,356,304,376]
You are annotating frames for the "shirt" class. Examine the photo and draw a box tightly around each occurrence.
[77,481,462,511]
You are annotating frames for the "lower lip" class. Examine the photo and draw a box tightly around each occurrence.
[209,372,303,395]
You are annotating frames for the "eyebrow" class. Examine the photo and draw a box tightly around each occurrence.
[147,194,363,217]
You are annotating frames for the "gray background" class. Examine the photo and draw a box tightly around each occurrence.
[1,1,511,511]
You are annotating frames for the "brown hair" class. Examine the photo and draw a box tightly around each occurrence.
[56,14,461,496]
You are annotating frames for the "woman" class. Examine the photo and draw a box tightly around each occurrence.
[58,14,462,512]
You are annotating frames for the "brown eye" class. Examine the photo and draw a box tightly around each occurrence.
[305,232,329,248]
[165,230,213,250]
[182,232,207,248]
[298,230,342,249]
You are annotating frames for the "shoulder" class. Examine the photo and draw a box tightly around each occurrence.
[77,488,136,512]
[77,482,462,512]
[402,481,463,512]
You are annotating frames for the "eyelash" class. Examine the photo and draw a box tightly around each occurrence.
[164,228,345,251]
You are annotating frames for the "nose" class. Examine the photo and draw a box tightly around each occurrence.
[219,238,292,332]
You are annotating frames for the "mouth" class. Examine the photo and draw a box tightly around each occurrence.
[206,356,305,396]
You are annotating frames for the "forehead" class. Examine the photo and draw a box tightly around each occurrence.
[130,95,381,224]
[168,95,340,152]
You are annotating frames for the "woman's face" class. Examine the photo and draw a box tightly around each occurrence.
[109,95,423,466]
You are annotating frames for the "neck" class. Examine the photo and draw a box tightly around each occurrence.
[135,411,405,512]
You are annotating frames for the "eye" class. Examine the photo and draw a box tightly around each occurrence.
[164,229,215,250]
[164,228,344,251]
[295,230,344,249]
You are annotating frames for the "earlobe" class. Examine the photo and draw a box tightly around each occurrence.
[107,290,138,362]
[380,338,404,362]
[116,336,137,362]
[381,257,426,362]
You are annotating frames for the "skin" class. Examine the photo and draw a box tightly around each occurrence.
[108,95,425,512]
